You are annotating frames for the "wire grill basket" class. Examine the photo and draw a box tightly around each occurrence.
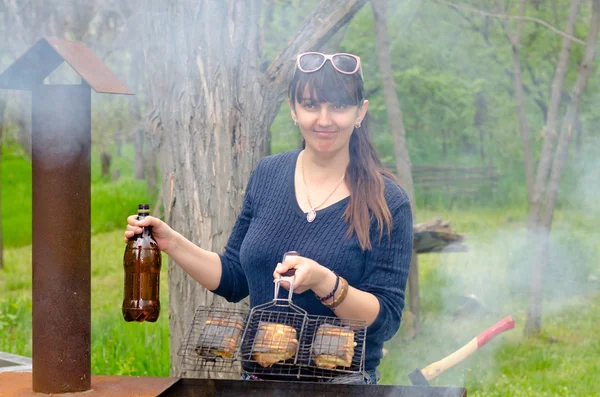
[301,315,367,377]
[238,263,309,378]
[178,251,367,380]
[178,306,248,373]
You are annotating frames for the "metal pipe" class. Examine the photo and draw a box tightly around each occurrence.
[31,83,91,393]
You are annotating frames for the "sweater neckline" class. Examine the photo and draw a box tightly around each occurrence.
[288,149,350,220]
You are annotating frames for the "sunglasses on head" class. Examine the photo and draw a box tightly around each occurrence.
[295,52,363,80]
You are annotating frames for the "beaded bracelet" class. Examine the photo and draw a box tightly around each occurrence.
[316,273,340,302]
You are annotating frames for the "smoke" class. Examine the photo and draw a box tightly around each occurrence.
[384,143,600,386]
[566,137,600,220]
[386,137,600,387]
[385,212,597,388]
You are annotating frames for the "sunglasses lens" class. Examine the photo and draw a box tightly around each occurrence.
[332,54,358,73]
[299,53,325,71]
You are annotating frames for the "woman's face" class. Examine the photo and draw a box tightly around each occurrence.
[290,89,368,156]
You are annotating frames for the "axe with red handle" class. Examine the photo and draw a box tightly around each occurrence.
[408,315,515,386]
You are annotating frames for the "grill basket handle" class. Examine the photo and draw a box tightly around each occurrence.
[281,269,296,277]
[273,251,299,301]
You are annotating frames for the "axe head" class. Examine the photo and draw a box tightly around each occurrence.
[408,368,429,386]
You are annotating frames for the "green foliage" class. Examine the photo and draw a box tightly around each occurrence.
[1,141,157,248]
[91,179,154,235]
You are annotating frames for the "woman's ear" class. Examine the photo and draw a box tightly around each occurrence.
[357,100,369,125]
[288,99,298,124]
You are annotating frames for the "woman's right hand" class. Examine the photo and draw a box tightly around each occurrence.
[124,215,179,253]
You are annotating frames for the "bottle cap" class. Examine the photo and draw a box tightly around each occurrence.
[138,204,150,213]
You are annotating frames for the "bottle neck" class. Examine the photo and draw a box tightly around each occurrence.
[137,212,152,237]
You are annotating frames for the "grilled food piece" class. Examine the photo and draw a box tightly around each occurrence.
[195,312,245,359]
[252,322,299,367]
[312,324,357,369]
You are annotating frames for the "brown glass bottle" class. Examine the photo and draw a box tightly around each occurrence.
[122,204,161,322]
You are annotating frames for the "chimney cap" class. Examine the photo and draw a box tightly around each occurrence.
[0,37,133,95]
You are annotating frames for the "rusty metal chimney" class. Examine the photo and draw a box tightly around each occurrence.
[0,37,132,394]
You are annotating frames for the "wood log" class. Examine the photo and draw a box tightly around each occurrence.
[413,218,467,254]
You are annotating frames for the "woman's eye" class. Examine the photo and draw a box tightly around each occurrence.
[303,102,315,109]
[333,103,346,110]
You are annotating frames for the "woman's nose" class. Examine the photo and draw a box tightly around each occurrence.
[317,108,332,126]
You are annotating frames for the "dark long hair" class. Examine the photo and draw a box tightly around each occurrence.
[288,62,397,251]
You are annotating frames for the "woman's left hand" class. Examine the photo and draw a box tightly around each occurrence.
[272,255,331,294]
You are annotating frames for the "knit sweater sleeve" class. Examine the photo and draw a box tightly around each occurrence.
[359,189,413,342]
[211,165,259,303]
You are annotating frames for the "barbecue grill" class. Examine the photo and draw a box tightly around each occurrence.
[158,378,467,396]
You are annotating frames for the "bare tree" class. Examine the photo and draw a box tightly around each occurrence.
[0,96,5,270]
[0,1,8,270]
[141,0,368,377]
[499,0,535,203]
[525,0,600,335]
[438,0,600,337]
[527,0,582,226]
[371,0,420,333]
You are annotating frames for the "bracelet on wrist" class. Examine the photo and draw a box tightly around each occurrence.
[315,272,339,302]
[324,276,349,310]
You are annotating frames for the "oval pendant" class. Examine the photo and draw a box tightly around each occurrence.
[306,209,316,223]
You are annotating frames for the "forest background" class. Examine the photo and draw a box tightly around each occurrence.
[1,1,599,396]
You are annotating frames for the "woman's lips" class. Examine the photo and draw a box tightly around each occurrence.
[314,130,337,138]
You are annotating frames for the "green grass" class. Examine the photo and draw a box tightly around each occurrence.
[1,142,32,247]
[0,230,170,376]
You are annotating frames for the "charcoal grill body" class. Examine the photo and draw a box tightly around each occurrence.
[159,378,467,397]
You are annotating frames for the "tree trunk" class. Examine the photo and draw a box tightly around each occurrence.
[510,39,535,203]
[441,129,447,160]
[133,126,145,180]
[500,0,535,203]
[145,145,159,199]
[370,0,415,204]
[574,112,583,163]
[0,95,5,270]
[130,45,146,180]
[528,0,581,228]
[142,0,367,377]
[475,92,487,162]
[524,0,600,336]
[371,0,419,330]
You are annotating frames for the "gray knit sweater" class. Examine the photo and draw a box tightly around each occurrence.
[213,149,413,371]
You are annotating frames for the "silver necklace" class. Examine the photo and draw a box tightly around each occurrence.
[300,151,346,223]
